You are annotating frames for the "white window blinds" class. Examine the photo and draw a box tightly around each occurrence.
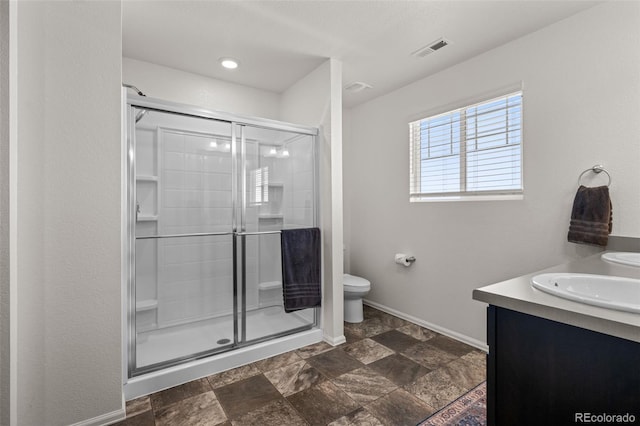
[410,91,523,201]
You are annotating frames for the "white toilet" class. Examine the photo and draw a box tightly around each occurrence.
[343,273,371,323]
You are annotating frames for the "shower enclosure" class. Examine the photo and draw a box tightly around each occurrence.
[125,95,320,380]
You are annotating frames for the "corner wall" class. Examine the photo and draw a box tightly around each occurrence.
[280,59,345,345]
[344,2,640,345]
[13,2,123,424]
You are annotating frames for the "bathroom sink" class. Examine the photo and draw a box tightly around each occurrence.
[601,252,640,267]
[531,273,640,313]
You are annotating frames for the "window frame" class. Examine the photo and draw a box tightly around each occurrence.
[409,89,524,202]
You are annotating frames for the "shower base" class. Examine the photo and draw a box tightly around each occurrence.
[137,306,314,367]
[125,306,322,399]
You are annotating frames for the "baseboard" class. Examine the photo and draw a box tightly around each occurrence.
[363,300,489,352]
[323,334,346,346]
[68,408,125,426]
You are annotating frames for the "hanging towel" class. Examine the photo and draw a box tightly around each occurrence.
[567,185,612,247]
[281,227,321,313]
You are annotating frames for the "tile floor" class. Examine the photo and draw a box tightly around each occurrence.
[116,306,486,426]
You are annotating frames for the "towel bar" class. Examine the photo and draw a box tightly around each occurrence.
[578,165,611,187]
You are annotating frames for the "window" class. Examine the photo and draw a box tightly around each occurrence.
[250,166,269,205]
[409,91,523,201]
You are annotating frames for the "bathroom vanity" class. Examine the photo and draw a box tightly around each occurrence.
[473,252,640,426]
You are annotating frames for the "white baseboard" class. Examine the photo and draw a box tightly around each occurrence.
[363,299,489,352]
[323,334,346,346]
[68,408,125,426]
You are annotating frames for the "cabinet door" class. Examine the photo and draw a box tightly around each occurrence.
[487,306,640,426]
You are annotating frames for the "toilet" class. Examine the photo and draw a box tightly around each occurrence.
[343,273,371,323]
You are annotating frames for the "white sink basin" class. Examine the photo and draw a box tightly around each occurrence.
[601,252,640,267]
[531,273,640,313]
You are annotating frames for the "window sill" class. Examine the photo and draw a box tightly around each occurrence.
[410,193,524,203]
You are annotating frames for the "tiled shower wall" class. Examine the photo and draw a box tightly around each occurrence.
[158,129,236,326]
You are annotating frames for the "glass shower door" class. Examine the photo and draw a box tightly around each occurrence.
[237,125,317,343]
[130,108,237,374]
[128,99,319,377]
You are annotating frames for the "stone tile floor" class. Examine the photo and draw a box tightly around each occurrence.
[115,306,486,426]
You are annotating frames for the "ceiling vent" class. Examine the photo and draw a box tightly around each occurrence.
[344,81,373,93]
[411,37,451,58]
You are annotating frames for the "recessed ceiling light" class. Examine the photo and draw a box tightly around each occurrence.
[220,58,239,69]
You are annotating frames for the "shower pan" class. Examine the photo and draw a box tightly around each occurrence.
[123,94,321,396]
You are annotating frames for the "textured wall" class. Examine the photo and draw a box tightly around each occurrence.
[14,2,123,424]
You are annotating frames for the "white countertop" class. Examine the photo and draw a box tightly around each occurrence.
[472,251,640,343]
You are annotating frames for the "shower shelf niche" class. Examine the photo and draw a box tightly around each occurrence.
[258,214,283,220]
[257,182,284,221]
[136,299,158,312]
[136,174,158,222]
[136,299,158,333]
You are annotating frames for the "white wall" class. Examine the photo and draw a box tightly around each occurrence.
[280,59,345,345]
[12,2,123,425]
[344,1,640,345]
[123,58,281,120]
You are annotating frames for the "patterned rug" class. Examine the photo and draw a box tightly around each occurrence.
[417,381,486,426]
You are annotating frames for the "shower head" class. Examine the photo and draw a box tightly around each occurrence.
[122,83,146,97]
[123,83,148,123]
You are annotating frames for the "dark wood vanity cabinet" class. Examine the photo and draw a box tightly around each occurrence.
[486,306,640,426]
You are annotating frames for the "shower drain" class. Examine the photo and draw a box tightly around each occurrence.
[217,338,231,345]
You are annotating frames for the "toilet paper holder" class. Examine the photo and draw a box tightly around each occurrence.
[395,253,416,266]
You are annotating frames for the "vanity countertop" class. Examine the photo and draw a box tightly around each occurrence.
[472,251,640,343]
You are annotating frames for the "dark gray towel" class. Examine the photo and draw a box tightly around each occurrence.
[281,228,321,313]
[567,185,612,247]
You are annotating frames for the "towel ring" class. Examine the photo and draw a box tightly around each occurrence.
[578,165,611,187]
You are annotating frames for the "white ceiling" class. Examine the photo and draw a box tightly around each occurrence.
[122,0,600,107]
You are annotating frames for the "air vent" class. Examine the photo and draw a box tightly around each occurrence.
[411,37,451,58]
[344,81,373,93]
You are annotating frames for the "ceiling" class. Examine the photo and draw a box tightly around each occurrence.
[122,0,600,108]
